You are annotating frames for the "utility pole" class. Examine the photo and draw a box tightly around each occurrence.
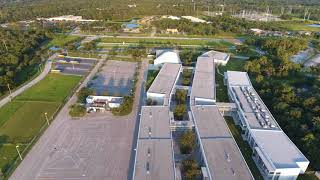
[16,145,22,160]
[44,112,50,126]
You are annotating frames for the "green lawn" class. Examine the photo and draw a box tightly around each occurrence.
[278,21,320,32]
[47,35,81,48]
[67,51,100,59]
[225,117,264,180]
[16,74,81,102]
[0,73,81,176]
[146,70,159,90]
[100,37,234,47]
[216,58,246,102]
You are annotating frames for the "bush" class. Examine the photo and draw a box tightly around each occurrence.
[111,96,134,116]
[179,130,196,154]
[182,159,201,180]
[182,78,191,86]
[175,89,187,104]
[69,104,86,117]
[77,87,95,103]
[174,104,186,120]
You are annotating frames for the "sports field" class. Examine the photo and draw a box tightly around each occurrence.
[0,73,81,176]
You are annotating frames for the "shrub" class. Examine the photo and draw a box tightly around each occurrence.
[182,159,201,180]
[77,87,95,103]
[111,96,134,116]
[69,104,86,117]
[174,104,186,120]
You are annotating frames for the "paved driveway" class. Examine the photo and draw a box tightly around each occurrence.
[10,58,148,180]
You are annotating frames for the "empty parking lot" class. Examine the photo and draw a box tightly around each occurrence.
[53,57,97,76]
[88,60,137,96]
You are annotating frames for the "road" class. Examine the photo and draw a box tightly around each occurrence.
[10,57,149,180]
[0,54,56,109]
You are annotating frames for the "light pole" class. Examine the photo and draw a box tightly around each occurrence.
[16,145,22,160]
[44,112,50,126]
[7,83,12,102]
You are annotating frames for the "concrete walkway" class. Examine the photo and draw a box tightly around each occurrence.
[0,54,56,109]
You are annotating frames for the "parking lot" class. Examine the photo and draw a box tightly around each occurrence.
[88,60,137,96]
[53,57,97,76]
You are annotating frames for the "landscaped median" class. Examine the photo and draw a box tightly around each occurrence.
[0,73,81,178]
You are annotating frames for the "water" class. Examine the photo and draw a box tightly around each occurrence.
[126,23,139,29]
[306,24,320,28]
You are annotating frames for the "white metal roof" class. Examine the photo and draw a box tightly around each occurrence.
[251,129,309,170]
[201,50,230,61]
[226,71,252,87]
[154,51,181,65]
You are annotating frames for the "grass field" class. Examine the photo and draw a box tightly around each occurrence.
[99,37,234,48]
[279,21,320,32]
[47,34,82,48]
[216,58,246,102]
[0,73,81,176]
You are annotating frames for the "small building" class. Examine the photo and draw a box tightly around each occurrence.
[154,50,181,66]
[166,28,179,34]
[250,28,264,35]
[200,50,230,66]
[37,15,97,22]
[86,95,123,112]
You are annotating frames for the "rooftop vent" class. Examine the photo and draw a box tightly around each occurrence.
[148,127,152,137]
[147,148,151,157]
[146,162,150,174]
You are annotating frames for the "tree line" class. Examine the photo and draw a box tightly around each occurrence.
[0,28,50,96]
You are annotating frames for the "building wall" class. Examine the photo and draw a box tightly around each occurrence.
[146,92,165,105]
[194,98,216,105]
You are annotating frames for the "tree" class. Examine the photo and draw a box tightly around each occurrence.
[175,89,187,104]
[174,104,186,120]
[77,87,94,103]
[179,130,196,154]
[69,104,86,117]
[182,159,200,180]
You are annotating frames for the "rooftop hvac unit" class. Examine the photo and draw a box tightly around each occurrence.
[265,114,270,119]
[256,113,262,119]
[271,124,276,128]
[241,86,245,92]
[261,108,266,113]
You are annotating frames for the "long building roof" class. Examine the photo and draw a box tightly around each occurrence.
[134,106,175,180]
[191,105,253,180]
[147,63,181,105]
[190,54,215,105]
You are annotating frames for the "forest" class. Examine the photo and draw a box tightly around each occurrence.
[0,0,320,23]
[152,15,288,36]
[0,28,50,96]
[244,37,320,170]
